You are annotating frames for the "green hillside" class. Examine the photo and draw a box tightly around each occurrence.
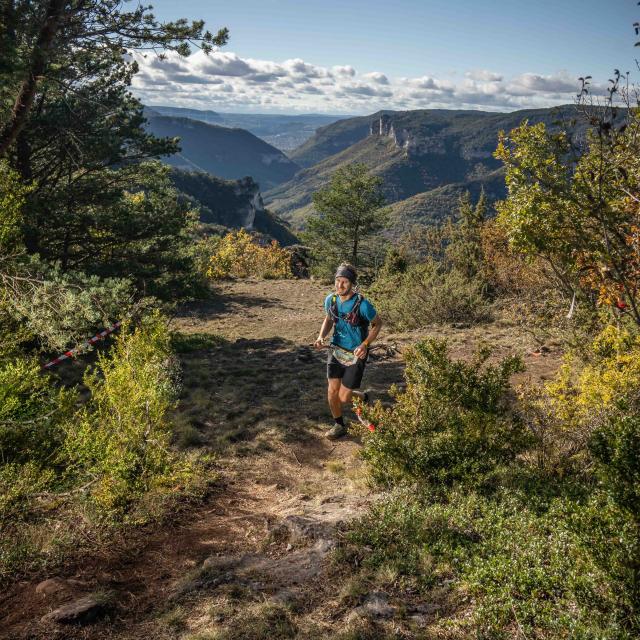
[288,113,377,166]
[265,135,404,217]
[267,105,583,231]
[389,169,507,237]
[145,115,300,190]
[170,170,297,245]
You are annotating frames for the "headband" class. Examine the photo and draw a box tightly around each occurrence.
[335,266,356,282]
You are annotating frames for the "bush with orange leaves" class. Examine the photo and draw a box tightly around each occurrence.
[207,229,292,280]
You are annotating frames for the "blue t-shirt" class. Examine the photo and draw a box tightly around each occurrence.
[324,293,377,352]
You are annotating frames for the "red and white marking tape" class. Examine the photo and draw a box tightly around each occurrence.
[355,406,376,432]
[42,321,122,369]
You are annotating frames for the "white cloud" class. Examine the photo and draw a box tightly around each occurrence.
[131,51,584,114]
[283,58,329,78]
[363,72,390,85]
[510,72,577,93]
[465,69,503,82]
[332,65,356,77]
[195,52,253,77]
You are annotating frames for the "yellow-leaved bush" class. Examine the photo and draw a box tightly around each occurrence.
[207,229,291,280]
[519,324,640,472]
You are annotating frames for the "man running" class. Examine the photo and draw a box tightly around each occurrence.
[314,263,382,439]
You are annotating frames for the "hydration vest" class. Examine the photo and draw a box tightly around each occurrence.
[329,293,370,345]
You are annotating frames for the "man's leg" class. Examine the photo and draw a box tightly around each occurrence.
[340,359,367,404]
[351,389,365,400]
[338,386,368,404]
[326,377,348,439]
[338,384,354,405]
[328,377,342,418]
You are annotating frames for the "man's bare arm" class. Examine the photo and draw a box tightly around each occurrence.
[314,315,334,348]
[366,316,382,346]
[354,316,382,359]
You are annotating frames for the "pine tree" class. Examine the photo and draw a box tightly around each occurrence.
[304,163,390,277]
[0,1,228,300]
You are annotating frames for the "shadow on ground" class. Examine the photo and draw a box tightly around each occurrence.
[173,336,405,454]
[178,290,283,321]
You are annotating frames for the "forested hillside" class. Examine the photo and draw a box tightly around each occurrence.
[171,169,298,245]
[266,105,592,231]
[145,113,300,189]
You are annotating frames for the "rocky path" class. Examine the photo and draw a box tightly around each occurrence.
[1,279,561,639]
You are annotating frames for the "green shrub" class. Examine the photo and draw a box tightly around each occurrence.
[64,312,179,518]
[368,259,491,329]
[347,323,640,637]
[347,486,631,638]
[207,229,292,280]
[359,339,527,487]
[0,462,56,523]
[0,358,75,466]
[590,414,640,519]
[570,493,640,630]
[518,324,640,476]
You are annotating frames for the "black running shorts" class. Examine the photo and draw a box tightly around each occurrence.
[327,351,366,389]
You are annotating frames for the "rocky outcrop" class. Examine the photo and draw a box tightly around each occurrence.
[41,594,112,625]
[369,114,447,155]
[369,113,393,136]
[233,176,264,229]
[171,170,297,245]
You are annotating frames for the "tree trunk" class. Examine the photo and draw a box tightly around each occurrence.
[352,221,359,267]
[15,130,32,180]
[0,0,66,157]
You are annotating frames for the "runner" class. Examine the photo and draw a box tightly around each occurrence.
[313,263,382,439]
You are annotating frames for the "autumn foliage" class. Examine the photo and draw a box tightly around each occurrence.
[495,113,640,324]
[207,229,292,280]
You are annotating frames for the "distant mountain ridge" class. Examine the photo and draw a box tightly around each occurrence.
[149,106,344,151]
[144,113,300,190]
[149,106,222,123]
[266,105,587,231]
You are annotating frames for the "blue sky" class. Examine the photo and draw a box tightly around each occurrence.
[132,0,639,114]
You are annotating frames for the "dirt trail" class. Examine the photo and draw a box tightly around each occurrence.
[1,279,561,639]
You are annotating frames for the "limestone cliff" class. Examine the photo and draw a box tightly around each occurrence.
[368,114,447,156]
[171,170,297,246]
[233,177,264,229]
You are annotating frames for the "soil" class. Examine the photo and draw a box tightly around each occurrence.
[0,278,562,640]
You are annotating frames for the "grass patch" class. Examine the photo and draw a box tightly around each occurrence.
[207,602,297,640]
[158,605,188,631]
[342,332,640,638]
[334,620,402,640]
[173,418,206,449]
[345,477,634,637]
[171,331,227,353]
[325,460,346,474]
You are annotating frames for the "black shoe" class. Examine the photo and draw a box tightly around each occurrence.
[325,423,348,440]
